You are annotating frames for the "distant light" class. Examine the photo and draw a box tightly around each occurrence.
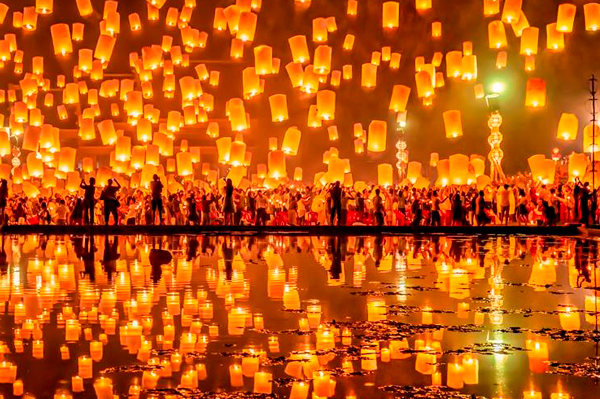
[490,82,505,94]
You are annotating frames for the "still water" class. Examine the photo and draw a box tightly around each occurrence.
[0,234,598,399]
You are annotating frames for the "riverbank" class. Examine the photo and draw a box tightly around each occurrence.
[0,224,586,236]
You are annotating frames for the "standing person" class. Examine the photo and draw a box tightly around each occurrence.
[0,179,7,225]
[410,193,422,227]
[187,191,199,225]
[255,191,268,226]
[500,184,511,225]
[223,179,235,226]
[579,181,591,225]
[101,179,121,225]
[329,182,343,226]
[476,190,490,226]
[150,174,164,225]
[430,191,441,226]
[373,189,385,226]
[201,194,212,225]
[516,189,528,225]
[70,198,83,225]
[288,193,298,226]
[56,199,68,225]
[80,177,96,225]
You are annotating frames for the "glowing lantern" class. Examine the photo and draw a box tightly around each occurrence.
[461,55,477,80]
[583,123,600,153]
[63,83,79,104]
[78,118,95,140]
[557,113,578,141]
[97,120,117,145]
[470,157,485,177]
[511,10,529,37]
[520,27,539,55]
[316,90,335,120]
[416,0,431,11]
[354,139,364,153]
[268,150,287,179]
[501,0,522,24]
[584,3,600,31]
[115,136,131,162]
[557,3,576,33]
[237,11,257,41]
[524,55,535,72]
[58,147,76,173]
[268,94,288,122]
[228,98,248,131]
[546,23,564,51]
[484,0,500,16]
[449,154,470,185]
[432,22,442,37]
[72,23,84,41]
[443,110,463,138]
[313,45,332,75]
[382,2,399,29]
[343,34,355,51]
[415,71,434,97]
[27,152,43,178]
[328,125,339,141]
[288,35,309,63]
[230,141,246,166]
[474,84,485,99]
[176,152,193,177]
[496,51,508,68]
[282,127,301,155]
[568,153,588,180]
[367,120,387,152]
[389,85,411,112]
[445,51,462,78]
[254,45,272,75]
[129,13,141,31]
[50,24,73,56]
[0,131,9,156]
[361,63,377,88]
[312,17,328,42]
[525,78,546,108]
[125,91,143,117]
[94,35,116,63]
[166,111,182,133]
[216,137,232,164]
[407,162,422,184]
[378,164,393,186]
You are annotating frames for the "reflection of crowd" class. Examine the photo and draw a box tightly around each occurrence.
[0,174,598,227]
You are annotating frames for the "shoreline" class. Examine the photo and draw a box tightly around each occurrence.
[0,224,586,236]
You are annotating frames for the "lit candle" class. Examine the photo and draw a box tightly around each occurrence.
[60,345,70,360]
[307,304,322,328]
[179,332,197,354]
[316,329,335,351]
[551,392,571,399]
[298,318,309,331]
[32,340,44,359]
[229,364,244,387]
[253,314,264,330]
[431,370,442,386]
[361,346,378,371]
[93,377,113,399]
[228,308,247,336]
[253,371,272,394]
[242,350,260,378]
[422,306,433,324]
[457,302,470,319]
[141,370,159,389]
[415,347,436,375]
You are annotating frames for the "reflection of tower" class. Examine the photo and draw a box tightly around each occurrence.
[487,111,505,182]
[396,112,408,180]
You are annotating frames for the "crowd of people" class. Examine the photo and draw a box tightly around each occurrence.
[0,174,597,227]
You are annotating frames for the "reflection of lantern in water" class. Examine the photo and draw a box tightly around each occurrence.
[526,340,549,373]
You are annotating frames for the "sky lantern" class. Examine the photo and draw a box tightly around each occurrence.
[367,120,387,152]
[129,13,142,31]
[115,136,131,162]
[124,91,143,117]
[94,34,116,64]
[78,49,93,72]
[443,110,463,138]
[449,154,470,185]
[22,7,38,31]
[0,130,9,156]
[382,2,399,29]
[268,150,287,179]
[313,45,332,74]
[288,35,310,63]
[470,157,485,177]
[354,138,364,153]
[206,122,219,138]
[223,5,242,34]
[228,98,248,131]
[254,45,273,75]
[461,55,477,80]
[431,22,442,37]
[216,137,232,163]
[343,34,355,51]
[316,90,335,120]
[556,3,576,33]
[312,17,328,42]
[511,10,529,37]
[583,123,600,152]
[520,27,539,55]
[525,78,546,108]
[415,0,432,11]
[176,151,193,176]
[242,67,261,98]
[269,94,288,122]
[501,0,522,24]
[237,11,258,42]
[446,51,462,78]
[488,21,507,49]
[415,71,434,97]
[146,145,159,165]
[282,127,301,155]
[524,55,535,72]
[58,147,76,173]
[130,146,145,169]
[407,161,422,184]
[546,23,565,51]
[484,0,500,16]
[378,163,393,186]
[27,152,44,178]
[98,120,117,145]
[584,3,600,31]
[50,24,73,56]
[166,111,182,133]
[328,125,339,141]
[361,63,377,88]
[214,7,227,30]
[568,153,588,180]
[389,85,411,112]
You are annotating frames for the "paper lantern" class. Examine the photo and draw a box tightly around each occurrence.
[501,0,522,24]
[367,120,387,152]
[288,35,309,63]
[528,155,555,183]
[27,152,43,178]
[443,110,463,138]
[470,157,485,177]
[449,154,470,185]
[568,153,588,180]
[496,51,508,68]
[431,22,442,37]
[115,136,131,162]
[583,123,600,153]
[511,10,529,37]
[237,11,257,41]
[328,126,339,141]
[228,98,248,131]
[354,139,364,154]
[58,147,76,173]
[268,94,288,122]
[415,71,434,97]
[285,62,304,88]
[175,152,193,177]
[254,45,272,75]
[361,63,377,88]
[316,90,335,120]
[382,2,399,29]
[520,27,539,55]
[484,0,500,16]
[313,45,332,75]
[35,0,53,14]
[557,3,576,33]
[230,141,246,166]
[166,111,182,133]
[461,55,477,80]
[407,162,422,184]
[216,137,232,164]
[389,85,411,112]
[0,130,9,156]
[50,24,73,56]
[94,35,116,63]
[546,23,564,51]
[242,67,261,98]
[445,51,462,78]
[78,118,95,140]
[378,164,393,187]
[474,84,485,99]
[312,17,328,42]
[282,127,301,156]
[268,150,287,179]
[585,3,600,31]
[269,137,278,151]
[557,113,578,141]
[343,34,355,51]
[525,78,546,108]
[416,0,432,11]
[524,55,536,72]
